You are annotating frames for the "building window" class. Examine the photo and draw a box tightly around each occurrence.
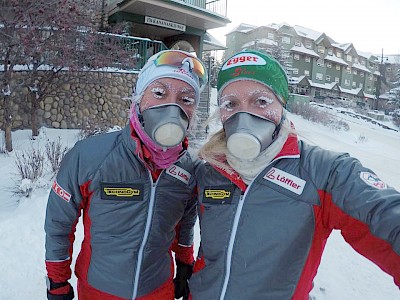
[305,56,311,62]
[355,58,359,64]
[360,72,364,77]
[346,67,351,74]
[317,45,325,54]
[359,83,363,88]
[345,79,350,86]
[335,77,340,83]
[336,52,342,58]
[368,74,373,80]
[373,87,376,92]
[346,54,352,62]
[374,77,378,81]
[326,75,331,81]
[293,68,299,75]
[295,40,301,46]
[361,60,366,66]
[282,36,290,44]
[353,69,357,75]
[305,41,312,49]
[316,73,323,80]
[367,86,372,92]
[387,67,392,71]
[352,81,356,87]
[294,54,300,60]
[328,49,333,55]
[317,59,324,67]
[304,70,310,76]
[267,32,274,40]
[336,65,340,70]
[327,62,332,68]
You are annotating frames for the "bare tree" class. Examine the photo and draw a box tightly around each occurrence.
[0,0,135,149]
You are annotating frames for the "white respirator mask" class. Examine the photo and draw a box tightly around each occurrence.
[141,104,189,148]
[224,112,283,160]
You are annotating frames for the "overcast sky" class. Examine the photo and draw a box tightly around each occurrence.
[209,0,400,56]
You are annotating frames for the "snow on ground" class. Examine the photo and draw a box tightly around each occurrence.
[0,92,399,299]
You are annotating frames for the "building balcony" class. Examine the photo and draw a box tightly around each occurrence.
[106,0,229,33]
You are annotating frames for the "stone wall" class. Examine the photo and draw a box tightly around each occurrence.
[0,70,138,131]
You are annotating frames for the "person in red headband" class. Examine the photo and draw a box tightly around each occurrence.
[44,50,207,300]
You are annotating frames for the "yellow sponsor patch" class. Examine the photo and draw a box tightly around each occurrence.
[101,183,144,201]
[103,188,140,197]
[205,190,231,200]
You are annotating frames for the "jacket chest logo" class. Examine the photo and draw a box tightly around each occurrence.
[264,167,306,195]
[166,165,191,184]
[203,185,235,204]
[101,183,144,201]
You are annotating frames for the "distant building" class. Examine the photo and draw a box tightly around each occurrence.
[225,22,400,110]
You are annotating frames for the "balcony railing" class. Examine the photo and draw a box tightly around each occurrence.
[172,0,227,17]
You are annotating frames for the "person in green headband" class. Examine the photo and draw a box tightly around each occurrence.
[189,49,400,300]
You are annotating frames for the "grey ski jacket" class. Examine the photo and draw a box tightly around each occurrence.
[45,125,197,299]
[190,134,400,300]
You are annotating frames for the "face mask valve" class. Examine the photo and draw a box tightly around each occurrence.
[224,112,278,160]
[141,105,189,147]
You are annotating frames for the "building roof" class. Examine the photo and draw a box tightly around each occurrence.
[293,25,323,41]
[309,80,339,90]
[241,38,277,48]
[324,54,348,66]
[290,44,320,58]
[227,23,256,35]
[339,87,364,96]
[352,62,371,73]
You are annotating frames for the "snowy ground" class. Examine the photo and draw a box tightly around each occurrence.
[0,93,399,299]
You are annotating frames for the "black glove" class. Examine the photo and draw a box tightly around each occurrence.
[46,279,74,300]
[174,260,194,300]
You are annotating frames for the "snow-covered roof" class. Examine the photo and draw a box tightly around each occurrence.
[357,50,377,61]
[373,71,381,76]
[352,63,371,73]
[309,80,338,90]
[289,76,308,85]
[324,55,348,66]
[363,92,376,99]
[227,23,257,35]
[340,87,363,96]
[293,25,323,41]
[290,45,319,58]
[241,38,277,48]
[331,43,351,51]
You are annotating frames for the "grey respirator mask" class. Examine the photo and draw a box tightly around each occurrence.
[224,112,282,160]
[141,104,189,148]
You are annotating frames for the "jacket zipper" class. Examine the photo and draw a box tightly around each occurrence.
[218,156,293,299]
[131,171,160,299]
[219,189,247,300]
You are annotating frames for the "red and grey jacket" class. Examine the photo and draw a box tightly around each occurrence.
[45,124,197,299]
[190,133,400,300]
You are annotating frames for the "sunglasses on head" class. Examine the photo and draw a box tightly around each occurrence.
[154,50,208,86]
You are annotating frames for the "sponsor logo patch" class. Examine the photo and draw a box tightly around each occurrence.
[360,172,387,189]
[101,183,144,201]
[203,185,235,204]
[222,53,266,70]
[264,168,306,195]
[166,165,191,184]
[52,180,72,202]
